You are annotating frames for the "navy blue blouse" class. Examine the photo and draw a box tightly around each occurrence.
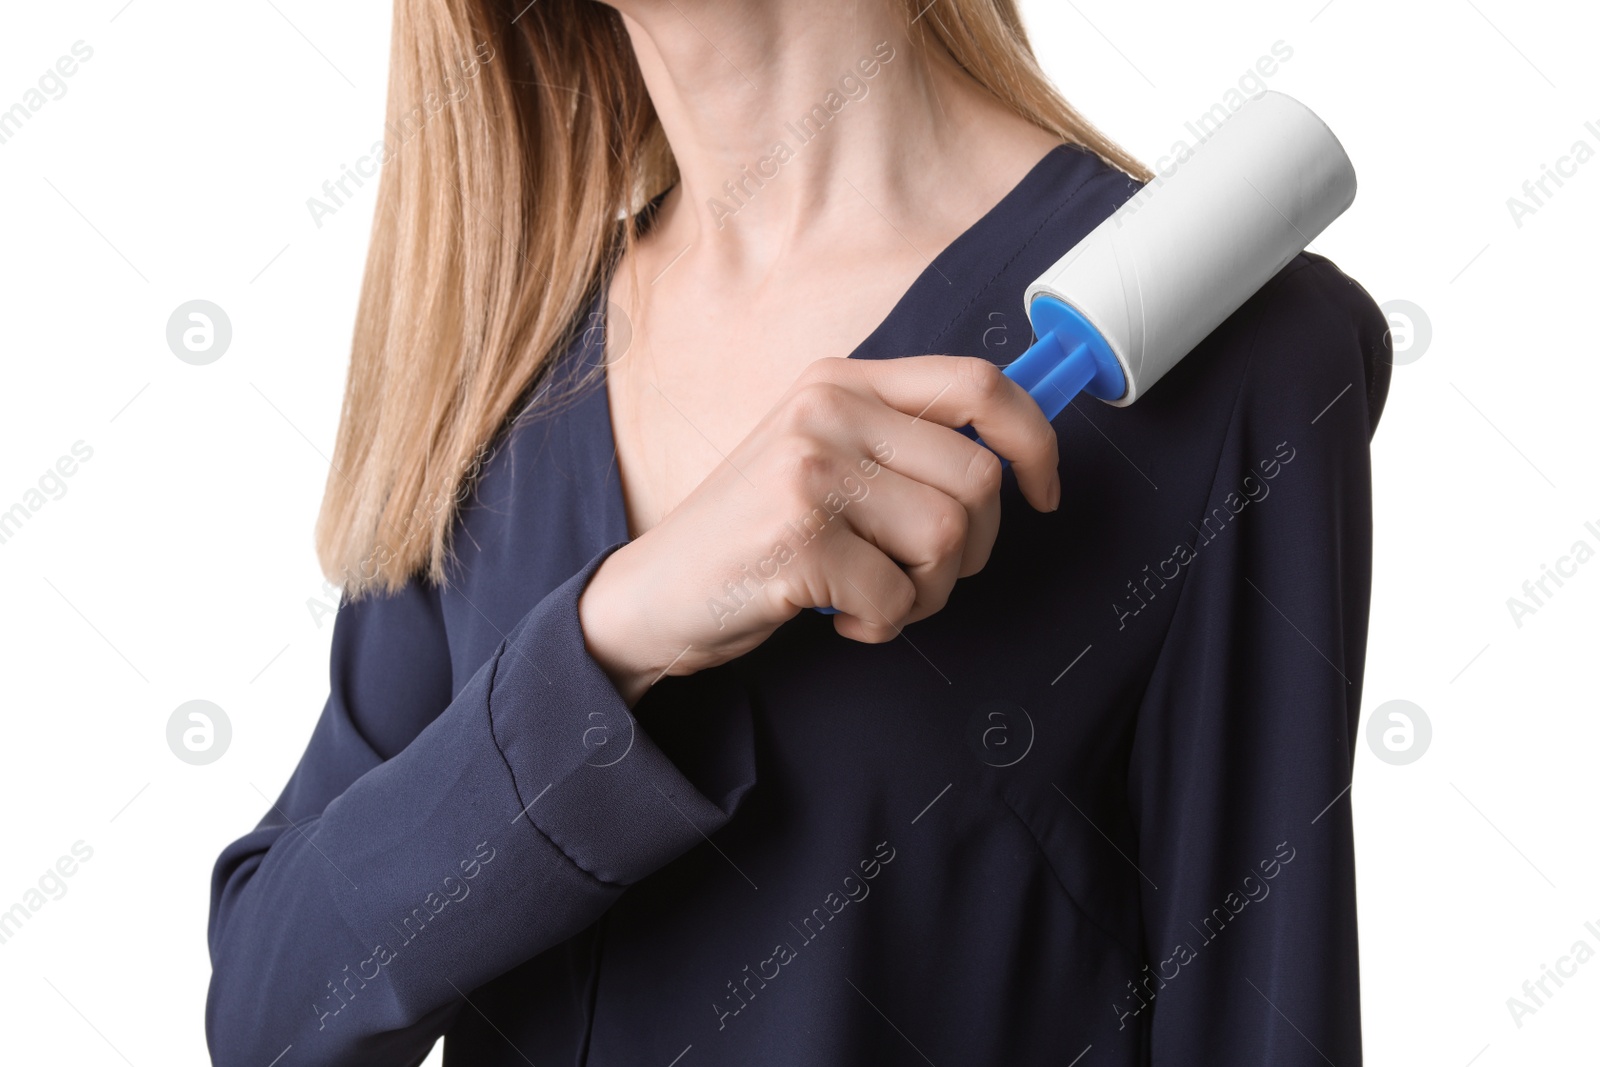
[208,144,1392,1066]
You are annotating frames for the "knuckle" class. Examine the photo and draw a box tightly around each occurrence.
[777,433,836,488]
[964,446,1004,499]
[1030,411,1061,454]
[784,381,849,430]
[764,574,807,611]
[926,498,968,559]
[956,357,1006,407]
[798,357,848,388]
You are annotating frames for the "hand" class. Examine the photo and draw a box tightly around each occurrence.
[577,355,1061,705]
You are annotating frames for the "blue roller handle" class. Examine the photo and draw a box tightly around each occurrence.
[956,331,1096,461]
[814,298,1125,616]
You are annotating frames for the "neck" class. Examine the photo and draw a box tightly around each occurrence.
[617,1,998,262]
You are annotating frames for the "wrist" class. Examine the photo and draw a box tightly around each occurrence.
[578,544,663,707]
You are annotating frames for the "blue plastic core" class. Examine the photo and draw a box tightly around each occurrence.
[1017,295,1127,411]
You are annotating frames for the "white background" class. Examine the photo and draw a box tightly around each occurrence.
[1,1,1595,1063]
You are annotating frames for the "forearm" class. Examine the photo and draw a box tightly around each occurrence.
[207,547,747,1064]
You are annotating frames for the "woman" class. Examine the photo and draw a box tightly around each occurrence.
[208,1,1389,1063]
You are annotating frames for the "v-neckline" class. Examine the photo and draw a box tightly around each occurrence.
[588,143,1077,546]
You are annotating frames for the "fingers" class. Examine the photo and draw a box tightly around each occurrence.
[748,355,1061,642]
[825,543,915,643]
[751,445,972,631]
[830,465,973,620]
[802,387,1003,577]
[807,532,918,644]
[804,356,1061,513]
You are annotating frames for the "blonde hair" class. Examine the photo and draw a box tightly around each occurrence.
[317,0,1149,596]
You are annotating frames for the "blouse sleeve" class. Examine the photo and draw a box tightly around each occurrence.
[1126,258,1391,1064]
[205,544,753,1066]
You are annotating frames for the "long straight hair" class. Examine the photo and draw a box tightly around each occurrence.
[317,0,1149,596]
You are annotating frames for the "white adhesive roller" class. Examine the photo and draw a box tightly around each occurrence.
[1003,90,1356,415]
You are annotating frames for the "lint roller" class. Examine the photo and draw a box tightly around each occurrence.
[1001,89,1356,421]
[816,90,1356,615]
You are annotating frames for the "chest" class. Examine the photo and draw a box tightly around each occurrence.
[600,253,929,538]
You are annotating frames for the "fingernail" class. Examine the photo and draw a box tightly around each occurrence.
[1048,473,1061,512]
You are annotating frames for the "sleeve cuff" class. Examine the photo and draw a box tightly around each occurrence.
[487,542,754,886]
